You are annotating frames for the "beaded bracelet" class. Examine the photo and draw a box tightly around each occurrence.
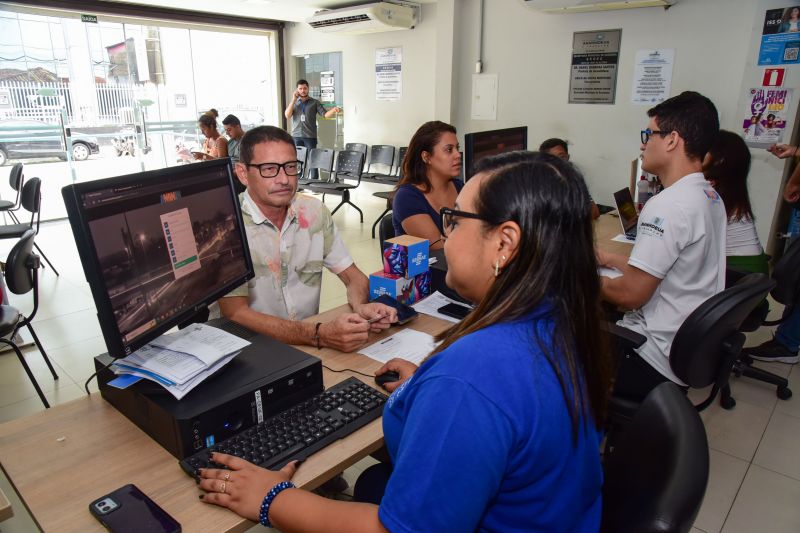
[259,480,295,528]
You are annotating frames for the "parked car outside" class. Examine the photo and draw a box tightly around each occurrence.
[0,119,100,165]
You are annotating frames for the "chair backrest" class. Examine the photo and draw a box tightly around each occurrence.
[19,177,41,231]
[296,146,308,179]
[334,150,364,180]
[5,229,37,296]
[670,273,776,388]
[601,382,709,533]
[395,146,408,177]
[305,148,334,180]
[367,145,395,173]
[379,212,395,252]
[345,143,368,169]
[771,236,800,305]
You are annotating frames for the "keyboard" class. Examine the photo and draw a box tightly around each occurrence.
[179,377,388,477]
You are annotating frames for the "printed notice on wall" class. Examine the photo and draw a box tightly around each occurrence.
[741,87,793,147]
[631,49,674,105]
[161,208,201,280]
[376,47,402,101]
[320,71,335,103]
[569,29,621,105]
[758,6,800,65]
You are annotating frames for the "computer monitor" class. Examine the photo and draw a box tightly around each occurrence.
[62,159,254,359]
[463,126,528,180]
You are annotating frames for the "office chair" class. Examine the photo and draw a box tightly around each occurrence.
[298,148,334,187]
[345,143,368,172]
[608,273,776,421]
[361,145,396,184]
[307,150,365,221]
[0,177,58,275]
[601,382,709,533]
[0,163,24,223]
[0,229,58,408]
[722,240,800,406]
[369,147,406,238]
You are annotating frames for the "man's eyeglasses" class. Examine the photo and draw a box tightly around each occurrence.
[245,161,304,178]
[640,129,671,144]
[440,206,490,235]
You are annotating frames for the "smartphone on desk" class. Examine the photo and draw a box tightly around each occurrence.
[89,484,181,533]
[438,302,472,320]
[371,294,418,325]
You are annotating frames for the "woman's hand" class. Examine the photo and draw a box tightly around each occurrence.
[199,453,300,522]
[768,144,798,159]
[376,358,418,393]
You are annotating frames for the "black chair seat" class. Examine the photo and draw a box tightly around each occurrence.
[0,200,14,210]
[310,182,357,192]
[0,223,31,238]
[373,191,393,201]
[0,305,20,335]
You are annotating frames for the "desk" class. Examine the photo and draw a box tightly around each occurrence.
[595,212,635,257]
[0,307,451,532]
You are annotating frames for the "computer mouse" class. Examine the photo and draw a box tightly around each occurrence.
[375,371,400,388]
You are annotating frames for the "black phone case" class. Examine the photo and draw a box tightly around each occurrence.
[438,303,471,320]
[372,293,418,324]
[89,484,181,533]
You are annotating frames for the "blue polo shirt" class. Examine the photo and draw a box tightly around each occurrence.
[392,180,464,237]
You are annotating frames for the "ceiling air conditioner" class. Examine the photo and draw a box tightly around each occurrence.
[523,0,678,14]
[307,1,420,35]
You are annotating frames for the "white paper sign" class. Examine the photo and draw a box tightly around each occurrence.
[631,49,675,105]
[376,47,402,101]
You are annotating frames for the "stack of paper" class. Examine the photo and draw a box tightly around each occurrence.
[109,323,251,400]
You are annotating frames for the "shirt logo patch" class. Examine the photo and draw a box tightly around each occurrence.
[704,189,721,202]
[640,216,665,238]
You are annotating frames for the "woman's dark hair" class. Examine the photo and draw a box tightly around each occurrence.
[432,151,612,433]
[703,130,754,221]
[782,6,800,22]
[198,113,217,129]
[539,137,568,153]
[398,121,457,193]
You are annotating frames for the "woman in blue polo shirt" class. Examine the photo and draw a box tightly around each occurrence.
[392,121,464,250]
[198,151,612,532]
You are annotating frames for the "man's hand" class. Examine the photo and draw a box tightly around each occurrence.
[376,358,418,393]
[354,302,397,332]
[768,144,798,159]
[596,248,610,267]
[331,106,342,114]
[199,453,299,522]
[319,313,370,352]
[785,180,800,203]
[293,89,300,99]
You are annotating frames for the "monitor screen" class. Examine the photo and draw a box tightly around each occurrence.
[62,159,253,359]
[463,126,528,180]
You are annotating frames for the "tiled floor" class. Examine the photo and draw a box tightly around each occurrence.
[0,182,799,532]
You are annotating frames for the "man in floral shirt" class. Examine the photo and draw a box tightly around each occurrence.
[219,126,396,352]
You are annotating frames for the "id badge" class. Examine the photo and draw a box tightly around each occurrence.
[300,114,306,122]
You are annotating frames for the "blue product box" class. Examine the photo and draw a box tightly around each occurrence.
[382,235,429,278]
[369,271,417,305]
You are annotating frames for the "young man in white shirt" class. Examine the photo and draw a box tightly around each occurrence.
[597,91,726,399]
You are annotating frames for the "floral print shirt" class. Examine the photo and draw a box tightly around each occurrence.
[223,190,353,320]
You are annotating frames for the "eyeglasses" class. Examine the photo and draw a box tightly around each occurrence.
[244,160,304,178]
[440,206,490,235]
[640,129,671,144]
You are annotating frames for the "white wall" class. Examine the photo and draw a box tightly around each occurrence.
[450,0,798,250]
[284,3,445,147]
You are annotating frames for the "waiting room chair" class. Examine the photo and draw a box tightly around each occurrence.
[361,145,396,184]
[369,146,406,238]
[307,150,365,221]
[608,272,776,421]
[0,163,24,223]
[377,211,395,262]
[296,145,308,174]
[0,177,58,275]
[0,229,58,408]
[601,382,709,533]
[299,148,334,187]
[345,143,368,172]
[723,239,800,406]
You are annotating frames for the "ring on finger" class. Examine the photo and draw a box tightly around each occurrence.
[223,471,230,482]
[220,481,227,494]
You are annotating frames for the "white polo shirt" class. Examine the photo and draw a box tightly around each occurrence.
[619,172,727,384]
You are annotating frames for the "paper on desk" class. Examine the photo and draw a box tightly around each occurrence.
[148,323,250,366]
[611,234,636,244]
[598,266,623,279]
[359,329,438,365]
[412,291,471,323]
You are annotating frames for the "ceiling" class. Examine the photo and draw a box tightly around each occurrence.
[107,0,436,23]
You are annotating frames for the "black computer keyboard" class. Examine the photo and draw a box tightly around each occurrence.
[179,377,388,477]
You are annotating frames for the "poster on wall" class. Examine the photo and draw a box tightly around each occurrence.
[758,6,800,65]
[631,49,674,105]
[375,47,402,101]
[320,71,335,102]
[568,29,621,105]
[741,87,793,147]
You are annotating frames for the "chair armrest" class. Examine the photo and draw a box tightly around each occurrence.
[602,321,646,351]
